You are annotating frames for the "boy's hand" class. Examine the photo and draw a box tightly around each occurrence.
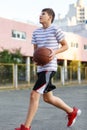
[49,49,55,61]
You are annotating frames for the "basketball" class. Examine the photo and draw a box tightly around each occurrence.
[33,47,53,65]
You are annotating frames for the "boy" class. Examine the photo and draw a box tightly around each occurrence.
[15,8,81,130]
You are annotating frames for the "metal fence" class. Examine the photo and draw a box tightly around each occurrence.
[0,63,87,89]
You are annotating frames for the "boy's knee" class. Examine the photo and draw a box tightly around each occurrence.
[43,96,51,103]
[30,91,35,100]
[30,91,40,102]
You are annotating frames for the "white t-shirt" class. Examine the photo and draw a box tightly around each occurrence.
[32,25,65,72]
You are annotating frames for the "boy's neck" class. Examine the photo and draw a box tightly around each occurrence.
[42,22,51,29]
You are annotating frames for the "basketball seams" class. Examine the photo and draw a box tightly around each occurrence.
[33,47,53,65]
[36,49,52,57]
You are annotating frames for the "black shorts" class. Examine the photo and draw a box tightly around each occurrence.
[33,71,56,94]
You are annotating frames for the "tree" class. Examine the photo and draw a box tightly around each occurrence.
[0,48,23,64]
[69,60,79,71]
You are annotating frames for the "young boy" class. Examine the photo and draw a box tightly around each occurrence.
[15,8,81,130]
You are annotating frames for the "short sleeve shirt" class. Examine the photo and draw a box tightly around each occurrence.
[32,25,65,72]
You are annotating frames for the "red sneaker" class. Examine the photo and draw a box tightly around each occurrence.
[15,124,31,130]
[67,107,81,127]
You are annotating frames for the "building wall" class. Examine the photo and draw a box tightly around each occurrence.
[0,17,37,56]
[0,17,87,62]
[58,32,87,62]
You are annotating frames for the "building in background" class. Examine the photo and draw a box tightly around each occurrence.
[54,0,87,26]
[0,1,87,87]
[0,16,87,86]
[0,17,37,57]
[54,0,87,41]
[0,16,87,66]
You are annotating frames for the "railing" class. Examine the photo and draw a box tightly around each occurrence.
[0,63,87,89]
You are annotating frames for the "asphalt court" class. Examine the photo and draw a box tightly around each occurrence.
[0,85,87,130]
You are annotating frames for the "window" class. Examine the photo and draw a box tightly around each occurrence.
[84,45,87,50]
[71,42,78,48]
[12,30,26,40]
[80,12,84,15]
[80,8,84,12]
[76,43,78,48]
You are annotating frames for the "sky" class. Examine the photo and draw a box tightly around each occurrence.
[0,0,87,24]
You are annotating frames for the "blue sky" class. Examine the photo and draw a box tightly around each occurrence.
[0,0,87,23]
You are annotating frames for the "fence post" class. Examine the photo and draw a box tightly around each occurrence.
[77,61,81,84]
[78,67,81,84]
[64,59,68,81]
[26,57,30,84]
[61,67,65,85]
[13,64,18,88]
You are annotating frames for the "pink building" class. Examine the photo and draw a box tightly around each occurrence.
[58,32,87,62]
[0,17,37,57]
[0,17,87,64]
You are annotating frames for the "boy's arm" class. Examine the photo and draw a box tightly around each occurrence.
[54,39,68,55]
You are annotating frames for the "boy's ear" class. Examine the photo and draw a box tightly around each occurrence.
[49,15,52,22]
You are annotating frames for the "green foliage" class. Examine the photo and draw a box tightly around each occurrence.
[70,60,79,67]
[0,48,23,64]
[69,60,81,71]
[70,60,86,68]
[69,60,87,73]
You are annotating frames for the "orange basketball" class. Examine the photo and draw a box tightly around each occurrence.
[33,47,53,65]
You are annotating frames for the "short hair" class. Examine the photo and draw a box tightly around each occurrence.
[42,8,55,23]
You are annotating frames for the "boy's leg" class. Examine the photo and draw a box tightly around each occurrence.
[15,90,40,130]
[43,91,81,127]
[43,91,73,113]
[24,90,41,128]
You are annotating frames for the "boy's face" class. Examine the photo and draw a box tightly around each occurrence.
[39,11,52,24]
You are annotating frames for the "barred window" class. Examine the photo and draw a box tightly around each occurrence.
[84,45,87,50]
[71,42,78,48]
[12,30,26,40]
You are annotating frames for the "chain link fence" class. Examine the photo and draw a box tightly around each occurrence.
[0,63,87,89]
[0,64,13,88]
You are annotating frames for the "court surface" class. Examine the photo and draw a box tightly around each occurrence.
[0,85,86,130]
